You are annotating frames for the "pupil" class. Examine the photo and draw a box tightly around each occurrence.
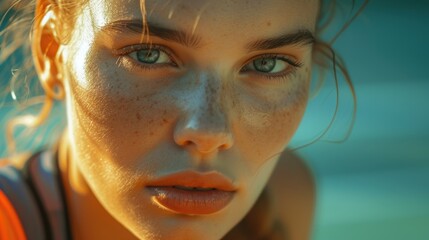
[137,49,160,64]
[253,58,276,72]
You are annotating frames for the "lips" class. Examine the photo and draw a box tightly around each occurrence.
[146,171,237,215]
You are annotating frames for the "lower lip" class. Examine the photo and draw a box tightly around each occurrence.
[148,187,234,215]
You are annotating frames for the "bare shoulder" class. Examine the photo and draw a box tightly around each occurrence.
[267,149,316,240]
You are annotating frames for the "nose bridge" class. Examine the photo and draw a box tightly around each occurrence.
[174,71,233,154]
[199,71,224,122]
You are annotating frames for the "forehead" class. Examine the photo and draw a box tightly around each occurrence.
[88,0,319,40]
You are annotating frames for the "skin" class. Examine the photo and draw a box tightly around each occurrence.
[32,0,319,239]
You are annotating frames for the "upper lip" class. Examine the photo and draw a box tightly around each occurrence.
[146,171,237,192]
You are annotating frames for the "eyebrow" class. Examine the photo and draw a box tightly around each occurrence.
[99,20,202,48]
[246,30,315,51]
[100,19,315,51]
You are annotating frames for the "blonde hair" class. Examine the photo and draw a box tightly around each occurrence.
[0,0,88,156]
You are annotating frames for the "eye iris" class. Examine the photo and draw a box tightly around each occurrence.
[253,58,276,73]
[137,49,160,64]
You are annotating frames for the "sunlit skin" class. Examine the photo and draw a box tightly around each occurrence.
[33,0,319,239]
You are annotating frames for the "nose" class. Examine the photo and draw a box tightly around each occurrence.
[174,117,234,154]
[174,74,233,154]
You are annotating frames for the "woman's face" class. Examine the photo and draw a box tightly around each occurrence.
[61,0,318,238]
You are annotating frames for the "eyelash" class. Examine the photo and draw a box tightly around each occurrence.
[115,44,303,81]
[241,54,303,82]
[115,44,178,71]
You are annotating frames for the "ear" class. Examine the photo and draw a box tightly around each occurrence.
[32,0,65,100]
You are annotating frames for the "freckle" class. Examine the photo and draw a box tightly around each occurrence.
[149,131,154,136]
[266,21,271,26]
[134,130,138,134]
[162,118,168,123]
[136,112,141,120]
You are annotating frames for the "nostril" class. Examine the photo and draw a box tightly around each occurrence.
[219,143,231,151]
[174,129,233,154]
[196,133,233,153]
[174,137,192,147]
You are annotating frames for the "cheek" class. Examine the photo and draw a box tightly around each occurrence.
[65,50,179,169]
[232,72,310,170]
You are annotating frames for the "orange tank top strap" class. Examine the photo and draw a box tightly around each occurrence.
[0,189,26,240]
[0,150,71,240]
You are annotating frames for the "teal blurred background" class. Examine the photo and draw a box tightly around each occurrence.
[1,0,429,239]
[293,1,429,239]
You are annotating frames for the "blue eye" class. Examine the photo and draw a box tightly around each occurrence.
[239,54,303,82]
[245,56,298,74]
[136,49,160,64]
[254,58,275,72]
[128,46,174,66]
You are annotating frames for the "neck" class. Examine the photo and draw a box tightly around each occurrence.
[58,134,137,240]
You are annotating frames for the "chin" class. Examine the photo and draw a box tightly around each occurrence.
[129,220,232,240]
